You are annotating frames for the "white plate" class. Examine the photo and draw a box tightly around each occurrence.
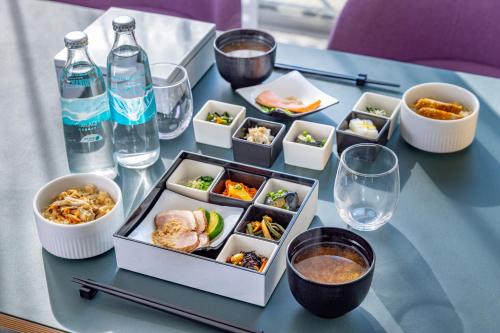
[236,71,339,118]
[128,190,244,250]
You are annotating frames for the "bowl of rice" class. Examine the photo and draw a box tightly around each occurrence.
[32,173,123,259]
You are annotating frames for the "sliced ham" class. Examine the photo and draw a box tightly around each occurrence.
[197,233,210,249]
[168,231,200,252]
[193,210,207,234]
[255,90,321,113]
[152,209,213,253]
[154,210,197,231]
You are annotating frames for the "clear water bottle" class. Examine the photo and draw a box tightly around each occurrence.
[59,31,116,178]
[107,16,160,169]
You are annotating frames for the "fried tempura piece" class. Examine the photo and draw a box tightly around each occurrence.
[416,107,463,120]
[414,98,463,114]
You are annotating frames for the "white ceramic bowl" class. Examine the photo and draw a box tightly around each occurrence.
[33,173,124,259]
[283,120,335,170]
[401,82,480,153]
[193,100,246,148]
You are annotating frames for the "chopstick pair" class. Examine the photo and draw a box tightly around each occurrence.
[274,63,400,88]
[72,277,263,333]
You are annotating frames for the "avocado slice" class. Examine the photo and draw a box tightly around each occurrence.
[207,211,224,240]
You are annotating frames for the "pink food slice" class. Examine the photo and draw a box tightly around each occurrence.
[154,210,197,231]
[197,233,210,249]
[255,90,321,113]
[169,231,200,252]
[192,210,207,234]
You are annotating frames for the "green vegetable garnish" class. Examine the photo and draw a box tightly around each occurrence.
[185,176,214,191]
[365,106,387,116]
[267,189,288,202]
[259,105,276,113]
[206,112,233,125]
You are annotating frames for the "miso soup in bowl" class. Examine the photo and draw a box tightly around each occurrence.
[214,29,276,89]
[286,227,375,318]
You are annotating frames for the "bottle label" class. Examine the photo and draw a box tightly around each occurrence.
[61,93,111,126]
[80,133,104,143]
[108,88,156,125]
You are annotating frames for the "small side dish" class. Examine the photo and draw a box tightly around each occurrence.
[222,180,257,201]
[365,106,387,117]
[345,118,379,139]
[296,130,326,148]
[206,112,234,125]
[245,126,274,145]
[292,242,369,284]
[42,184,115,224]
[264,189,299,211]
[245,215,285,241]
[226,250,268,272]
[152,209,224,252]
[185,176,214,191]
[256,90,321,114]
[413,97,471,120]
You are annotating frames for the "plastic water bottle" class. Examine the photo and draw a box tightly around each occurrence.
[59,31,116,178]
[107,16,160,169]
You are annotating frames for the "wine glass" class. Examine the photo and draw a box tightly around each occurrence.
[150,63,193,140]
[334,143,400,231]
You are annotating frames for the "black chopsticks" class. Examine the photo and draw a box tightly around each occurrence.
[274,62,400,88]
[72,277,263,333]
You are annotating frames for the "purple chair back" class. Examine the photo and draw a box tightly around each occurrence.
[55,0,241,30]
[328,0,500,77]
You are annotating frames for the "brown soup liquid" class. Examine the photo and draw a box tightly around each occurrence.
[221,40,270,58]
[292,242,369,284]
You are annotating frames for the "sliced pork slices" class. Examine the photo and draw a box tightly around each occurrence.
[152,209,210,252]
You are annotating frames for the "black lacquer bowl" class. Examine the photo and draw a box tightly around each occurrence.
[286,227,375,318]
[214,29,276,89]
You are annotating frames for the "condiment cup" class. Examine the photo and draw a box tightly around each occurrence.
[352,92,401,139]
[214,29,276,89]
[283,120,335,170]
[209,169,266,208]
[166,159,224,202]
[400,82,479,153]
[232,117,286,168]
[336,111,390,156]
[193,100,246,149]
[32,173,124,259]
[216,234,278,274]
[234,205,294,244]
[286,227,375,318]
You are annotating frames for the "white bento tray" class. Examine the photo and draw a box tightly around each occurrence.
[114,151,318,306]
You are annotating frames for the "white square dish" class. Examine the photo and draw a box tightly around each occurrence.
[236,71,339,118]
[254,178,312,213]
[128,190,244,250]
[193,100,246,148]
[166,159,224,202]
[216,234,278,274]
[352,92,401,139]
[283,120,335,170]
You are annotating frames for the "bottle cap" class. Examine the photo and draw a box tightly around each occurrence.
[112,16,136,32]
[64,31,88,49]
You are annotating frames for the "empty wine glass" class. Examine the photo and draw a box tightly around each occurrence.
[150,63,193,140]
[334,143,400,231]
